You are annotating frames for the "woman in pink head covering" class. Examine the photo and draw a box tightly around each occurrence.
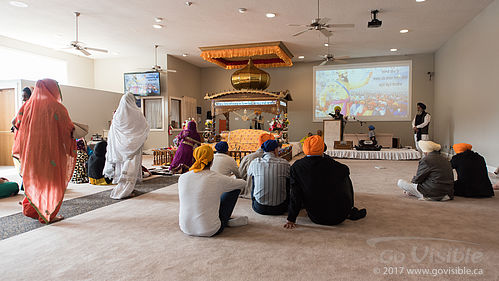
[12,79,76,223]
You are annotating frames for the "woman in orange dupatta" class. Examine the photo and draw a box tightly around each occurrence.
[12,79,76,224]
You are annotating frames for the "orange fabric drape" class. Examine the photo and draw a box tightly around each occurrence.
[200,46,293,69]
[12,79,76,223]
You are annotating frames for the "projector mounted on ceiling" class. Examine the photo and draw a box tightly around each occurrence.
[368,10,382,28]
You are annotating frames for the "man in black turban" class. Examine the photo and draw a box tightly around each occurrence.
[412,102,431,152]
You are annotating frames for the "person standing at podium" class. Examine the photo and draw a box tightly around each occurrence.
[329,106,348,141]
[412,102,431,151]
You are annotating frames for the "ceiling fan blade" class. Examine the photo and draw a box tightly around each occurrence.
[327,24,355,28]
[287,23,307,27]
[334,56,350,60]
[78,48,91,56]
[319,60,328,66]
[292,29,311,36]
[320,29,332,37]
[161,69,177,73]
[317,17,330,25]
[334,59,348,64]
[84,47,108,53]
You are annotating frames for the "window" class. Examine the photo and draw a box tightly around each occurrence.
[142,97,164,131]
[0,46,68,83]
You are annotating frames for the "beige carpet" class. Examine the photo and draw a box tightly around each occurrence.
[0,159,498,281]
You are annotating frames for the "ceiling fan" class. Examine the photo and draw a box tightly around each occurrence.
[289,0,354,37]
[319,37,349,66]
[137,45,177,73]
[66,12,108,56]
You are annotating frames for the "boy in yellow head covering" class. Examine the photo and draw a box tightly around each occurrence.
[284,135,366,229]
[178,145,248,237]
[450,143,494,197]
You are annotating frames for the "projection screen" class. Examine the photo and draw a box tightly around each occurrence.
[313,60,412,122]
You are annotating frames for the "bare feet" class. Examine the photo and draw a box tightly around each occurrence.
[48,215,64,224]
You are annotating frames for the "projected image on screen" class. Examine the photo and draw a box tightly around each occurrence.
[313,61,411,121]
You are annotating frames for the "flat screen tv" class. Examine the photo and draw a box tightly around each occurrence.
[124,71,160,96]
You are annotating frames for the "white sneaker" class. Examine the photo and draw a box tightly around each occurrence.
[227,216,248,227]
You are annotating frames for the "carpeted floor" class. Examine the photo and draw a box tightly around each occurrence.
[0,159,498,280]
[0,176,178,240]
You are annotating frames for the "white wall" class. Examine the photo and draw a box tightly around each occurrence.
[201,54,434,147]
[434,0,499,169]
[0,35,94,88]
[21,80,122,140]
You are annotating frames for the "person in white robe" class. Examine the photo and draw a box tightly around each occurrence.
[104,93,149,199]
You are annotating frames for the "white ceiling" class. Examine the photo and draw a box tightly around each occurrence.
[0,0,493,67]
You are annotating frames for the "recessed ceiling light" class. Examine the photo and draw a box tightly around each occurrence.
[416,0,426,2]
[324,43,329,47]
[9,1,28,7]
[182,53,188,57]
[298,56,305,59]
[266,13,276,18]
[400,29,409,33]
[185,1,192,6]
[154,17,163,23]
[152,24,163,29]
[238,8,247,14]
[390,48,398,52]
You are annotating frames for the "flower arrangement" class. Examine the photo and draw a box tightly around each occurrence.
[268,114,290,132]
[181,118,196,129]
[205,119,213,128]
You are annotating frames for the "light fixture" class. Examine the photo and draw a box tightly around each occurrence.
[9,1,28,7]
[182,53,188,57]
[390,48,398,52]
[298,56,305,59]
[265,13,276,18]
[154,17,163,23]
[400,29,409,33]
[185,1,192,6]
[324,43,329,47]
[152,24,163,29]
[238,8,247,14]
[416,0,426,2]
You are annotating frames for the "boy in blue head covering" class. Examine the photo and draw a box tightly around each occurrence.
[211,141,240,178]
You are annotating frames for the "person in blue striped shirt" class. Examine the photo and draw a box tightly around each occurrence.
[248,139,290,215]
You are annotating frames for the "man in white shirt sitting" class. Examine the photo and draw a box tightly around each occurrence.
[211,141,240,178]
[178,145,247,237]
[248,140,290,215]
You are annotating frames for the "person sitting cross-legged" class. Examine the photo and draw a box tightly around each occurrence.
[248,139,290,215]
[178,145,248,237]
[397,140,454,201]
[211,141,240,178]
[239,133,275,198]
[284,136,366,229]
[451,143,494,198]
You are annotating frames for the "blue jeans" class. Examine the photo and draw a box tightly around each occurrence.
[214,189,240,236]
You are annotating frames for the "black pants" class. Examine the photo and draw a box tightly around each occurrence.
[251,178,289,215]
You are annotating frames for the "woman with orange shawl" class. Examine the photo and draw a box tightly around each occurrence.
[12,79,76,224]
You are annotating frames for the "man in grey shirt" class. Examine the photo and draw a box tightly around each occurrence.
[397,140,454,201]
[248,140,290,215]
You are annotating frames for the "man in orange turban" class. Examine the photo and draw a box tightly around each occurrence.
[450,143,494,197]
[178,145,248,237]
[239,133,275,198]
[284,136,366,229]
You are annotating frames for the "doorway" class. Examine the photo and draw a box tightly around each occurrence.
[0,88,15,165]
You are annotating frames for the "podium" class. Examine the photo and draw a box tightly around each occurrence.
[323,120,342,150]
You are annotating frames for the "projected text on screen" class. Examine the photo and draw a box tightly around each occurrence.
[313,60,412,122]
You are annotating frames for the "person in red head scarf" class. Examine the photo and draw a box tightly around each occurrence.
[12,79,76,224]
